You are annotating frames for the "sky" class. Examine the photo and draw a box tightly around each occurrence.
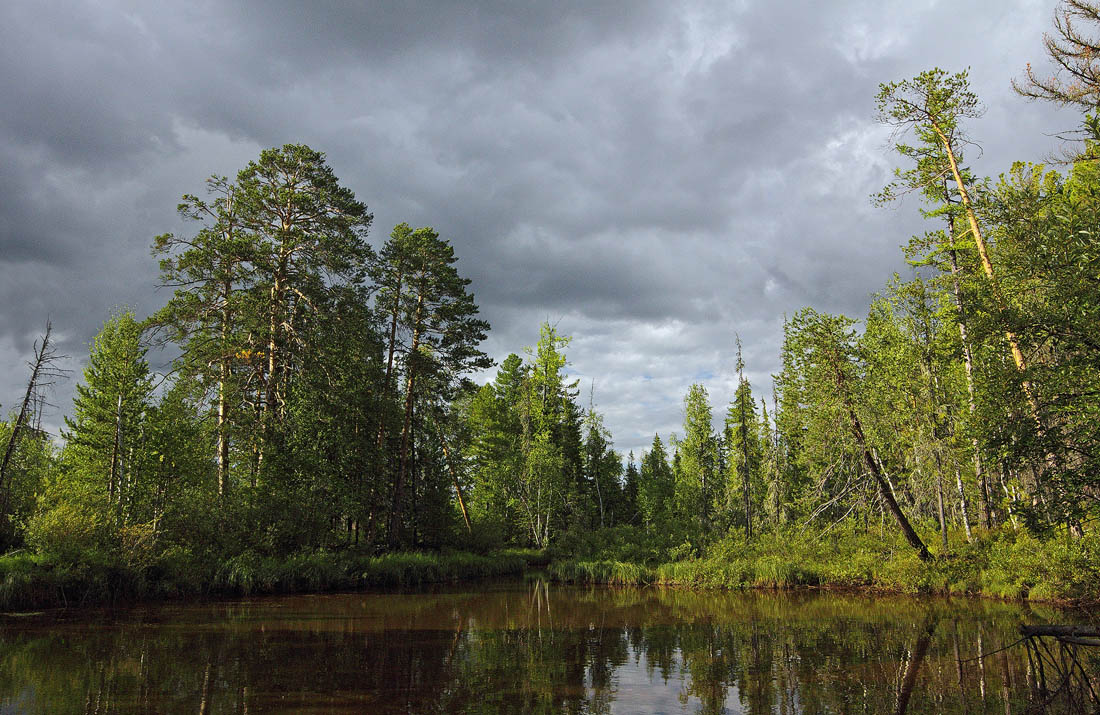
[0,0,1082,458]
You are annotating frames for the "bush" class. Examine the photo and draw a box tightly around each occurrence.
[23,501,111,564]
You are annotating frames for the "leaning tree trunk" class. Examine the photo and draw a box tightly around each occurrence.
[439,432,472,534]
[0,323,55,523]
[831,352,931,561]
[936,125,1041,420]
[942,196,993,529]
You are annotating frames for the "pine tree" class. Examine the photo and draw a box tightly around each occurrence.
[235,145,374,458]
[152,175,253,497]
[378,225,491,547]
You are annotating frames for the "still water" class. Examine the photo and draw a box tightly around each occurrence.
[0,579,1093,713]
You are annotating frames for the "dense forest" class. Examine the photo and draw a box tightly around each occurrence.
[2,2,1100,604]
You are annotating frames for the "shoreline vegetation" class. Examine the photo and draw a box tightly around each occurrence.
[0,549,546,611]
[547,527,1100,606]
[1,524,1097,611]
[3,5,1100,619]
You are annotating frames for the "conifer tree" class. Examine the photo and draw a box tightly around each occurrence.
[675,384,717,538]
[724,347,763,537]
[379,225,490,546]
[638,434,674,529]
[62,311,153,524]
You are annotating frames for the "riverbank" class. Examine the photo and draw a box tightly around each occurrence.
[547,527,1100,605]
[0,548,547,611]
[4,525,1097,611]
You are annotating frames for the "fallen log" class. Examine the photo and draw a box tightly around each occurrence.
[1020,625,1100,641]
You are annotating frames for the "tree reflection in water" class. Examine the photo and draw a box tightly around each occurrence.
[0,580,1093,713]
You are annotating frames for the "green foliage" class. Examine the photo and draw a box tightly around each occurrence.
[637,434,674,529]
[722,370,765,535]
[674,384,718,538]
[23,499,111,563]
[9,47,1100,611]
[547,527,1100,603]
[61,310,153,507]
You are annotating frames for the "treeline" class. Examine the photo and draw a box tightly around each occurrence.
[0,145,494,570]
[465,3,1100,587]
[1,2,1099,600]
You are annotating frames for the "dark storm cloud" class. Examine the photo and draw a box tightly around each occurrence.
[0,0,1078,455]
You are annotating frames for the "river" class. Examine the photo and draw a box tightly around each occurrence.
[0,579,1093,713]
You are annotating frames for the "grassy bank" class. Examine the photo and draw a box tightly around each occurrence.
[0,548,545,611]
[548,527,1100,604]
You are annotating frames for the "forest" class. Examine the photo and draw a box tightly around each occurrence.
[1,3,1100,607]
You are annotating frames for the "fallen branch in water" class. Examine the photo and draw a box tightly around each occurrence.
[1020,625,1100,646]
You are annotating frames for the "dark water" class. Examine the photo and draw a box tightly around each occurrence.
[0,579,1094,713]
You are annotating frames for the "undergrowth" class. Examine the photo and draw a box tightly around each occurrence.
[548,526,1100,603]
[0,548,543,610]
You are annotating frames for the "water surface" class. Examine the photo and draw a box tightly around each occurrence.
[0,580,1092,713]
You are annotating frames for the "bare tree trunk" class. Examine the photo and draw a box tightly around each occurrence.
[0,323,63,534]
[936,127,1041,421]
[935,458,949,554]
[437,431,473,532]
[955,466,973,542]
[216,277,232,497]
[0,325,52,495]
[851,404,930,559]
[439,432,472,534]
[947,245,993,530]
[110,392,122,513]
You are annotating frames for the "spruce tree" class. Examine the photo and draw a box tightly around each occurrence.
[62,311,153,524]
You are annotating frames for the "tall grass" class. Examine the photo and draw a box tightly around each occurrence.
[0,548,543,610]
[547,527,1100,603]
[549,560,651,585]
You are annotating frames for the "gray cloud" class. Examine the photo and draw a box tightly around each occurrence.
[0,0,1080,457]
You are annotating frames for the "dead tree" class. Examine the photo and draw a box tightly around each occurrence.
[1019,624,1100,712]
[0,320,68,518]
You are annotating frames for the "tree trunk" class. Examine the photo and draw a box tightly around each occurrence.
[946,237,992,530]
[955,466,973,542]
[439,433,472,534]
[0,325,56,531]
[935,460,949,554]
[854,412,930,559]
[217,278,231,497]
[390,291,424,547]
[740,383,753,538]
[935,125,1040,416]
[836,362,930,560]
[376,264,404,450]
[0,329,49,497]
[110,392,122,511]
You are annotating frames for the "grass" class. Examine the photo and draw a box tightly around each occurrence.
[547,526,1100,604]
[0,548,545,610]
